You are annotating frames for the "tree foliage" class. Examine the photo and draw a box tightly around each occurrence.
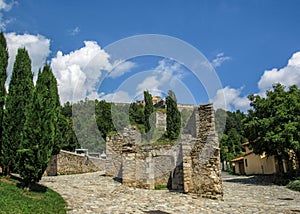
[166,90,181,140]
[95,99,116,140]
[0,32,8,168]
[215,109,247,162]
[2,48,34,175]
[144,90,154,133]
[129,102,145,132]
[59,101,79,152]
[18,64,60,186]
[243,83,300,174]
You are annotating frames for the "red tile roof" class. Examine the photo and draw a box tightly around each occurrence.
[230,156,244,162]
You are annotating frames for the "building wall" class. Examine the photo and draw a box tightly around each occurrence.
[233,161,245,174]
[244,153,276,175]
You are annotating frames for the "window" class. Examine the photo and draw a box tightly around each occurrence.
[245,159,248,167]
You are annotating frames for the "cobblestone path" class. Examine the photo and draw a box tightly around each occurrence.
[40,171,300,213]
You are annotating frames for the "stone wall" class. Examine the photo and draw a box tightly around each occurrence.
[45,150,105,176]
[106,104,223,199]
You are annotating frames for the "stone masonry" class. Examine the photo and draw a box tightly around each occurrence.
[106,104,223,199]
[46,150,105,176]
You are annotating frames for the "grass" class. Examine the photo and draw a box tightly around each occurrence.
[155,185,168,190]
[0,176,67,214]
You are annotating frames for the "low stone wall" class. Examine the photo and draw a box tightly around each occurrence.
[45,150,105,176]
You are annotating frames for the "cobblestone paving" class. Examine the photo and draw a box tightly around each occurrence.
[40,171,300,213]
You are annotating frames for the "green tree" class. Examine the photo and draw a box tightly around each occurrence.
[243,83,300,175]
[18,64,61,187]
[95,99,115,141]
[73,99,105,152]
[215,109,247,163]
[166,90,181,140]
[129,102,145,132]
[0,32,8,168]
[144,90,154,133]
[59,102,80,152]
[2,48,34,175]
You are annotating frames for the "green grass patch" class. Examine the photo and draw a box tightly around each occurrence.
[287,180,300,192]
[0,176,67,214]
[155,185,168,190]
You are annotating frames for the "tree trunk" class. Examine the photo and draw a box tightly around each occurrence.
[276,156,285,176]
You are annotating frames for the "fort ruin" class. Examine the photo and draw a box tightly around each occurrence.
[105,104,223,199]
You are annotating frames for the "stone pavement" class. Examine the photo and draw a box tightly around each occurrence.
[40,171,300,213]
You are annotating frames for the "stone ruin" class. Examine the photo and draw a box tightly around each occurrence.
[105,104,223,199]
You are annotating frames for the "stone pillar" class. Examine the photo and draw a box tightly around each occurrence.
[146,155,155,190]
[105,134,123,177]
[122,153,137,187]
[188,104,223,199]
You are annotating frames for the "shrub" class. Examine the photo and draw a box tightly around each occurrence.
[287,180,300,192]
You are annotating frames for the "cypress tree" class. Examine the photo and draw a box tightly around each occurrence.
[144,90,154,133]
[166,90,181,140]
[0,32,8,169]
[18,64,60,186]
[2,48,34,175]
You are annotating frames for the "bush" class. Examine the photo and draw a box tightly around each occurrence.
[287,180,300,192]
[155,185,167,190]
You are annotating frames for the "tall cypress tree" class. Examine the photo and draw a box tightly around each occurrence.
[2,48,34,175]
[166,90,181,140]
[144,90,154,133]
[18,64,60,186]
[0,32,8,168]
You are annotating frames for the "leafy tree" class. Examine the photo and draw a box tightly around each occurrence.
[2,48,34,175]
[129,102,145,132]
[73,99,105,152]
[0,32,8,168]
[61,101,72,118]
[243,83,300,175]
[215,109,247,162]
[59,102,80,152]
[95,99,116,140]
[166,90,181,140]
[18,64,60,187]
[144,90,154,133]
[215,109,227,139]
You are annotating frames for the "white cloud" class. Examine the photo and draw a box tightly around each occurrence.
[70,26,80,36]
[211,52,231,68]
[98,59,186,104]
[0,0,14,11]
[211,86,250,111]
[100,91,132,103]
[51,41,112,103]
[136,59,182,95]
[258,52,300,93]
[0,0,15,30]
[5,32,51,83]
[212,51,300,111]
[108,60,136,78]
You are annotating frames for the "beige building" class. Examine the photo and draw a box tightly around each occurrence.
[231,142,286,175]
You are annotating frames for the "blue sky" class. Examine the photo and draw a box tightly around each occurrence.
[1,0,300,111]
